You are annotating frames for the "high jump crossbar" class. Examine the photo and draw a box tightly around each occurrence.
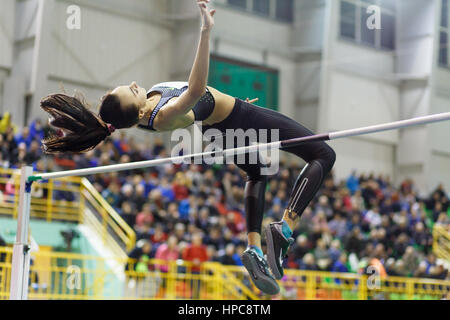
[26,111,450,182]
[10,111,450,300]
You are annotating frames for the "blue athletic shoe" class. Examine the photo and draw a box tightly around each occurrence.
[241,247,280,295]
[264,221,295,280]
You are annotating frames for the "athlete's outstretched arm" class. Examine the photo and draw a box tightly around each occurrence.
[160,0,215,120]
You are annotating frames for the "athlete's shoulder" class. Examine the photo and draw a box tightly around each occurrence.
[151,81,188,90]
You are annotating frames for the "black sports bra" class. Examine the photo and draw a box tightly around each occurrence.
[137,81,215,131]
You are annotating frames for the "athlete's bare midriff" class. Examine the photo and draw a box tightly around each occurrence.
[203,86,236,125]
[151,86,236,132]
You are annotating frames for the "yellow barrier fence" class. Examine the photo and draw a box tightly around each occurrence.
[433,225,450,262]
[0,247,448,300]
[0,168,135,255]
[0,247,256,300]
[219,265,449,300]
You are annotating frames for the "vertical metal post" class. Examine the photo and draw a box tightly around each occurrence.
[10,166,34,300]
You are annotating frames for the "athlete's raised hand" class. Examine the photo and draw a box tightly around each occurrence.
[197,0,216,31]
[246,97,259,104]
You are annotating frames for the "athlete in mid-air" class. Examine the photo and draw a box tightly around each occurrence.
[40,0,335,295]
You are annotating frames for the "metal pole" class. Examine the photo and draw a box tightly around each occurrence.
[10,166,34,300]
[28,111,450,182]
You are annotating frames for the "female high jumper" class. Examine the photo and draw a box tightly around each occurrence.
[40,0,336,295]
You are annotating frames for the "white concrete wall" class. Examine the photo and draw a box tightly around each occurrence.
[0,0,17,115]
[319,0,400,183]
[294,0,327,133]
[429,0,450,194]
[2,0,173,140]
[395,0,436,196]
[211,2,296,117]
[293,0,326,50]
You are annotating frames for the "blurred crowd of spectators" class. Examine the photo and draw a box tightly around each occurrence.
[1,112,449,282]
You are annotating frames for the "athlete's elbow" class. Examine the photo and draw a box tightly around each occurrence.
[187,86,205,99]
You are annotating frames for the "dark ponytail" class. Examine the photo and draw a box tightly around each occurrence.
[41,93,112,154]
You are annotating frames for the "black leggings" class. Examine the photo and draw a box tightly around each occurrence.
[202,98,336,234]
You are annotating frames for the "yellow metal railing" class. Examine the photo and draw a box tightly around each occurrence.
[0,247,255,300]
[433,224,450,261]
[0,168,82,222]
[0,168,135,255]
[80,178,135,254]
[224,265,449,300]
[0,247,448,300]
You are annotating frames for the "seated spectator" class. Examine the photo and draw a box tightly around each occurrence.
[120,201,136,228]
[344,226,365,256]
[266,202,283,220]
[394,259,407,277]
[182,232,208,273]
[102,182,121,209]
[351,189,366,212]
[135,223,152,241]
[134,184,147,212]
[126,240,154,271]
[291,235,310,266]
[298,253,318,271]
[328,239,342,264]
[402,246,420,277]
[411,221,432,252]
[157,177,175,202]
[414,261,429,278]
[155,235,179,272]
[328,213,348,239]
[165,202,180,230]
[233,244,245,266]
[331,253,348,273]
[296,206,314,235]
[384,258,397,276]
[174,222,190,243]
[314,239,331,271]
[25,140,41,166]
[425,253,437,274]
[203,226,225,251]
[15,126,34,148]
[346,170,359,195]
[29,118,44,142]
[172,172,190,201]
[148,189,165,215]
[135,203,154,230]
[363,206,382,229]
[196,207,211,233]
[178,194,197,222]
[206,245,219,262]
[219,243,236,266]
[119,184,136,208]
[151,223,168,245]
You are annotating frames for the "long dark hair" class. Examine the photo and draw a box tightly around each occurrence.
[41,91,139,154]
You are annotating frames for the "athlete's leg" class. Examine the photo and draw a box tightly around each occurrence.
[281,142,336,231]
[265,142,335,279]
[235,156,280,295]
[241,102,336,279]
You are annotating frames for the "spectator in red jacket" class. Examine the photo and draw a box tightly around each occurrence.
[182,232,208,299]
[172,172,190,201]
[182,232,208,273]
